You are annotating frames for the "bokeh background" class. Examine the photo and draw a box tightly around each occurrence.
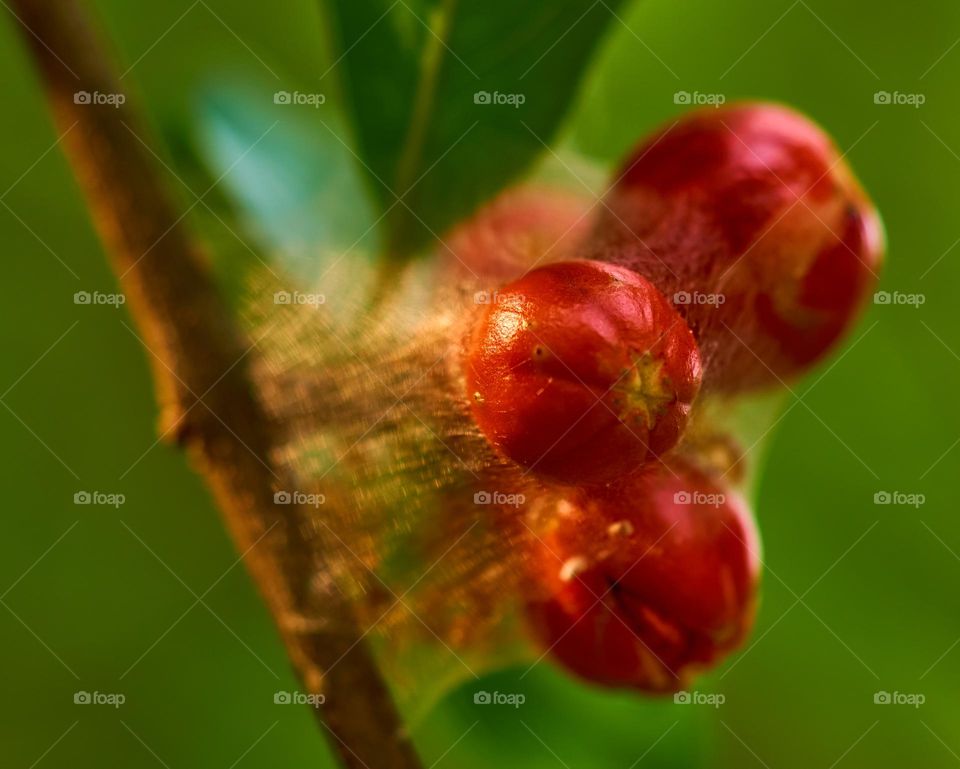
[2,0,958,766]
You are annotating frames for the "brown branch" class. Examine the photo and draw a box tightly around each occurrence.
[7,1,423,767]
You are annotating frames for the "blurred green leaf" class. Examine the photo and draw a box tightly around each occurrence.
[193,82,382,282]
[321,0,628,255]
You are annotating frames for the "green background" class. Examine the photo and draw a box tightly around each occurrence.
[1,0,958,766]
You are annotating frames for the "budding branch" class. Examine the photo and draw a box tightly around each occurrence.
[8,1,422,767]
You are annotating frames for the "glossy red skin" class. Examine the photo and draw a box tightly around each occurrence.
[465,260,702,484]
[591,102,884,392]
[524,461,760,692]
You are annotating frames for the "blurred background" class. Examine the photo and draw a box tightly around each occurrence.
[1,0,957,766]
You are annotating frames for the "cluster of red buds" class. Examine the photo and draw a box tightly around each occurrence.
[460,103,884,692]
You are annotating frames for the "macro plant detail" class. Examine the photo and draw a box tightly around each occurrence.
[590,102,885,391]
[3,0,909,768]
[465,259,702,484]
[523,458,760,693]
[452,102,883,694]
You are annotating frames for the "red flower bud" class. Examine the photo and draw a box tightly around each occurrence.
[524,460,760,692]
[593,102,884,391]
[464,260,702,484]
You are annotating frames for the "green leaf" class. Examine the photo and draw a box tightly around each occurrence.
[186,81,388,315]
[192,82,382,281]
[322,0,630,256]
